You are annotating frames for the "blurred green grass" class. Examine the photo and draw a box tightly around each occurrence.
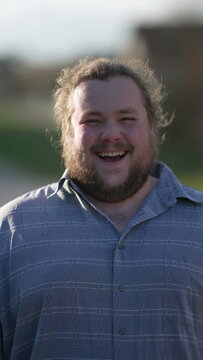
[0,101,63,180]
[178,173,203,190]
[159,142,203,190]
[0,128,63,178]
[0,102,203,190]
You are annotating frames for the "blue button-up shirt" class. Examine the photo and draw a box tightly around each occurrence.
[1,162,203,359]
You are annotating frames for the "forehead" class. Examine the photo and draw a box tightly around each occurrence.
[71,76,145,113]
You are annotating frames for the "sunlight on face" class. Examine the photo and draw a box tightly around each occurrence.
[64,76,157,202]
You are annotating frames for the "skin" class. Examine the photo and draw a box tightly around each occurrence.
[65,76,158,230]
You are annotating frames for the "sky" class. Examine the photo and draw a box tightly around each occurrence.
[0,0,203,64]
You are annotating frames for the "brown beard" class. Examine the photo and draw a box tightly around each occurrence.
[70,159,154,202]
[63,134,157,202]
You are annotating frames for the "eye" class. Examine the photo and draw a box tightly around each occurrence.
[86,119,100,123]
[84,119,101,125]
[121,117,137,122]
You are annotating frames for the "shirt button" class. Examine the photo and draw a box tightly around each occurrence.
[118,243,124,250]
[118,285,125,292]
[119,328,126,336]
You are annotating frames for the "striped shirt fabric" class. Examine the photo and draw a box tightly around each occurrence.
[1,162,203,359]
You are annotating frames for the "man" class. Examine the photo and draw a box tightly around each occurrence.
[1,57,203,359]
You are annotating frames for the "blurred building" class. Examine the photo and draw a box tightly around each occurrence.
[134,24,203,149]
[0,58,59,99]
[1,27,203,148]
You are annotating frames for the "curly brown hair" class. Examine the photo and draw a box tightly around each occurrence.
[53,56,172,160]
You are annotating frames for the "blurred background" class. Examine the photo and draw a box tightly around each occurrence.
[1,0,203,206]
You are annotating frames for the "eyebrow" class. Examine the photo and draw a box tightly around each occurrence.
[84,108,139,116]
[115,108,139,115]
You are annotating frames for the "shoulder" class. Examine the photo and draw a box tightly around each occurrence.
[0,181,74,254]
[171,185,203,227]
[156,162,203,207]
[180,184,203,206]
[0,182,59,232]
[1,181,56,211]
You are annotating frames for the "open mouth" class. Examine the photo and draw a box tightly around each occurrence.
[97,151,127,162]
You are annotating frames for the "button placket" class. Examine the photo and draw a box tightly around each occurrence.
[119,328,126,336]
[117,285,125,292]
[118,243,124,250]
[113,237,129,358]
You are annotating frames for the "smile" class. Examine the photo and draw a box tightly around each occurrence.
[98,151,127,161]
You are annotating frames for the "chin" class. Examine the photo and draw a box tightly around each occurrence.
[101,179,125,188]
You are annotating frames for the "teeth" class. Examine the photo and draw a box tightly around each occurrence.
[99,151,125,157]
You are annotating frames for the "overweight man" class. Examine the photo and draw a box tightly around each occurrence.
[1,57,203,359]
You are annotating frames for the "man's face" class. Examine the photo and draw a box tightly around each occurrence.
[64,76,157,202]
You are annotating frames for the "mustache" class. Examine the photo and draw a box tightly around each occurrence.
[91,142,132,153]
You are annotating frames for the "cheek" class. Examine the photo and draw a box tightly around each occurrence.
[78,128,98,147]
[132,127,154,153]
[71,126,84,145]
[73,130,92,152]
[128,128,148,145]
[140,123,154,142]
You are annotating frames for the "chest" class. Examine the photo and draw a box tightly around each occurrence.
[106,211,132,232]
[9,218,203,311]
[3,215,203,359]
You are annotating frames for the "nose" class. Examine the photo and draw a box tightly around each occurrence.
[100,121,121,142]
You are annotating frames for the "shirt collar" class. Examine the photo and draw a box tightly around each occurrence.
[47,170,69,199]
[47,162,203,205]
[154,162,203,204]
[47,169,84,200]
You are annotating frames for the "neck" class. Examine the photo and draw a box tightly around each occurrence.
[86,176,158,232]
